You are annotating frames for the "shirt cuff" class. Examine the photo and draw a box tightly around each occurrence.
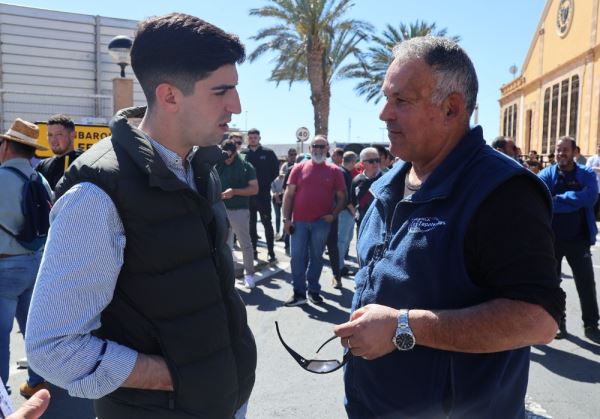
[67,341,138,399]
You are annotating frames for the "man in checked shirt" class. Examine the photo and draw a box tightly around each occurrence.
[26,13,256,419]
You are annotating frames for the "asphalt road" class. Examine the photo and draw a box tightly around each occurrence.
[6,227,600,418]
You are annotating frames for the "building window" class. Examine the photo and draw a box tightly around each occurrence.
[542,74,580,154]
[542,88,550,154]
[569,75,579,138]
[502,103,517,139]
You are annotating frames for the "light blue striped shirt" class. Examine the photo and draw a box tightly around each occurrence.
[26,138,198,399]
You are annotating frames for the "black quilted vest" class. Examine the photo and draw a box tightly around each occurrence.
[56,107,256,418]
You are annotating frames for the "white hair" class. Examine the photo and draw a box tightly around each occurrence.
[392,36,478,117]
[360,147,379,161]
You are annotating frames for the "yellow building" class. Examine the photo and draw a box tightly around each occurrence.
[499,0,600,156]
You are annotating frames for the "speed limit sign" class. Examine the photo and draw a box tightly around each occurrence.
[295,127,310,142]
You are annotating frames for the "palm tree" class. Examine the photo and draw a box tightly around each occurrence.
[248,0,373,136]
[343,21,460,104]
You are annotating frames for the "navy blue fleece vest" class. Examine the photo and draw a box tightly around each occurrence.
[346,127,550,419]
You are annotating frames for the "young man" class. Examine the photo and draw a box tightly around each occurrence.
[334,37,563,418]
[217,139,259,289]
[26,13,256,418]
[282,135,346,306]
[241,128,279,262]
[36,114,82,190]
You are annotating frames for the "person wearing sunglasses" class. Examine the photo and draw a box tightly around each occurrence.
[350,147,383,230]
[228,132,244,152]
[333,37,563,418]
[217,139,259,289]
[281,135,346,306]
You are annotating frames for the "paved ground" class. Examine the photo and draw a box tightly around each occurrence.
[5,225,600,418]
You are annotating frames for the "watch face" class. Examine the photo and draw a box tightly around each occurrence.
[395,332,415,350]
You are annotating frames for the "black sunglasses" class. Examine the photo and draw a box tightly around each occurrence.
[363,158,380,164]
[275,321,349,374]
[235,141,243,145]
[311,144,327,149]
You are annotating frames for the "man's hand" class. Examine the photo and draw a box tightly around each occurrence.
[334,304,398,360]
[283,220,294,234]
[7,389,50,419]
[321,214,335,223]
[122,354,174,391]
[221,188,235,200]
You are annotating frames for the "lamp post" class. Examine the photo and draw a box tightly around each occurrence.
[108,35,133,78]
[108,35,134,114]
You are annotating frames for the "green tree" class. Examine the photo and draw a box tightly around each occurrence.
[249,0,373,136]
[343,21,460,104]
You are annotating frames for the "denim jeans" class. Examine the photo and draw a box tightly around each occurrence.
[0,252,45,386]
[337,209,355,269]
[555,239,600,327]
[290,220,331,295]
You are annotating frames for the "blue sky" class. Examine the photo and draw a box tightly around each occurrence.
[11,0,546,144]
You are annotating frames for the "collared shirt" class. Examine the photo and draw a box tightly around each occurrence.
[26,136,198,399]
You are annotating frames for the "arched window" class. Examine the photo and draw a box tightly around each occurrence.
[541,74,580,154]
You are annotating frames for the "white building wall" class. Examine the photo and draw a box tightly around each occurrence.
[0,3,145,130]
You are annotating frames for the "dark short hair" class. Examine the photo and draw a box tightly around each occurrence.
[6,140,35,159]
[332,147,344,157]
[221,138,237,153]
[548,153,555,158]
[48,114,75,132]
[131,13,245,107]
[557,136,576,150]
[288,148,297,155]
[247,128,260,136]
[372,144,389,158]
[491,136,507,150]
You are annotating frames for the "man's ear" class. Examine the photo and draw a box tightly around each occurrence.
[442,92,466,122]
[154,83,180,113]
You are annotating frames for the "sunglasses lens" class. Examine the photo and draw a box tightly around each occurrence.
[307,359,342,373]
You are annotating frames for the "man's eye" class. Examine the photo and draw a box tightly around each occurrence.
[215,91,227,96]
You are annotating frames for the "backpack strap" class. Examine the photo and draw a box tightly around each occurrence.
[0,166,30,182]
[0,167,28,238]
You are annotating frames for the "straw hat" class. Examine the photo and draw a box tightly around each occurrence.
[0,118,48,151]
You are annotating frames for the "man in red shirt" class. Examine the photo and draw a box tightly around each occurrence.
[282,135,346,306]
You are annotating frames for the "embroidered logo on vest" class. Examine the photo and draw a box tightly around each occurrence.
[408,217,446,233]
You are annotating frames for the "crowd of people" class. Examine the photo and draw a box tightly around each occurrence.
[0,12,598,419]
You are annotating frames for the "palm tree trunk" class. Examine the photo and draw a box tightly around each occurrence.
[307,46,329,136]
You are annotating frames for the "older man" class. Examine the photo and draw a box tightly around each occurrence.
[334,37,563,418]
[539,137,600,342]
[282,135,346,306]
[351,147,383,229]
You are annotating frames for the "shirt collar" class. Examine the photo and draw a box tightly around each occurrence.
[143,134,197,171]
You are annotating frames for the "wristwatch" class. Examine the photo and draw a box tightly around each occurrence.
[392,309,415,351]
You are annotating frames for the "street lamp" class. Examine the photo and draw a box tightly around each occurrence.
[108,35,133,78]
